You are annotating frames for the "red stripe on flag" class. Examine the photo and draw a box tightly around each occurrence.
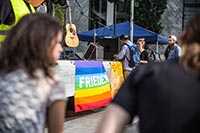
[75,97,112,112]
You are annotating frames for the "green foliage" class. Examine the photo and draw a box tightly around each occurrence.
[125,0,167,33]
[53,4,66,26]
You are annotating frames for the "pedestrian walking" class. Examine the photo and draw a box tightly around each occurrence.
[0,13,67,133]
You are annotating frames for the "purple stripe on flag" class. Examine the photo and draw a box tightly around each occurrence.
[75,61,103,68]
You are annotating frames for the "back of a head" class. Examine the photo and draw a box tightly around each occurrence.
[179,13,200,73]
[0,13,62,78]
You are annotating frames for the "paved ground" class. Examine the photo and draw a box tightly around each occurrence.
[62,108,139,133]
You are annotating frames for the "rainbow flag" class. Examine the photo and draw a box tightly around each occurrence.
[75,61,112,112]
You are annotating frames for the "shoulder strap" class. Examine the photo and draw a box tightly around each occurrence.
[124,44,131,62]
[23,0,33,13]
[125,43,130,49]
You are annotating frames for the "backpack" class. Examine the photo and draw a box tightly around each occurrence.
[125,44,140,68]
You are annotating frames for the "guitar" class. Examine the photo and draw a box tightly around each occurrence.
[27,0,45,7]
[65,0,79,47]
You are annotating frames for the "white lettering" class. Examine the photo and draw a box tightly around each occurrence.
[101,75,109,85]
[79,77,85,88]
[93,76,97,86]
[79,75,109,88]
[96,76,101,86]
[90,76,93,87]
[85,77,91,88]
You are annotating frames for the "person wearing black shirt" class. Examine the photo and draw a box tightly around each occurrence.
[96,13,200,133]
[137,38,149,64]
[0,0,15,25]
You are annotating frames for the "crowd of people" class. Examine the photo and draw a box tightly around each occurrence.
[114,32,183,79]
[0,1,200,132]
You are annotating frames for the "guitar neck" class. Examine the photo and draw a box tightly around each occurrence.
[66,0,72,25]
[68,6,72,25]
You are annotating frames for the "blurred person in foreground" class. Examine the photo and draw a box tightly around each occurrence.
[136,38,149,65]
[164,35,182,60]
[0,13,66,133]
[96,13,200,133]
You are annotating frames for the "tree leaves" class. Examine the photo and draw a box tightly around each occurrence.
[125,0,167,33]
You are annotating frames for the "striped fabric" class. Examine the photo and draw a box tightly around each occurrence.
[75,61,112,112]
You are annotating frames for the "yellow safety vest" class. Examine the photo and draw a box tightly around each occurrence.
[0,0,35,42]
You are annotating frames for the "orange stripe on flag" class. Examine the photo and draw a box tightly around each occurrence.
[75,91,111,105]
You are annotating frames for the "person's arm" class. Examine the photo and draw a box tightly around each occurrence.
[96,103,130,133]
[177,46,182,57]
[47,100,66,133]
[140,60,148,64]
[47,79,67,133]
[117,45,127,60]
[96,70,140,133]
[174,45,182,58]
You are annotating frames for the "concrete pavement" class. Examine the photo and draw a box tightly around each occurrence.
[62,109,139,133]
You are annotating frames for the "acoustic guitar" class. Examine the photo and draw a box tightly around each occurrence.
[65,0,79,47]
[27,0,45,7]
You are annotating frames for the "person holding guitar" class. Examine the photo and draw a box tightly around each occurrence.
[0,0,40,43]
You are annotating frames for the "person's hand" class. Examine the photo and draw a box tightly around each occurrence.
[113,54,118,59]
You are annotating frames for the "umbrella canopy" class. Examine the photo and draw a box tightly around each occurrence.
[78,21,168,44]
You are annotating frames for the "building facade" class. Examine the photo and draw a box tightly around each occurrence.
[161,0,200,38]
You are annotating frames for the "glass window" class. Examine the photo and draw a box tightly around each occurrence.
[183,0,200,28]
[89,0,107,29]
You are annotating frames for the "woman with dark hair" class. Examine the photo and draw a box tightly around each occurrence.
[96,13,200,133]
[0,13,66,133]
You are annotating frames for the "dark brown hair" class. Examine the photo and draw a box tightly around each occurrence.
[0,13,62,78]
[119,34,129,40]
[137,38,145,45]
[179,13,200,73]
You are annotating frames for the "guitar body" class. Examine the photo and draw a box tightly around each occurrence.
[65,23,79,47]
